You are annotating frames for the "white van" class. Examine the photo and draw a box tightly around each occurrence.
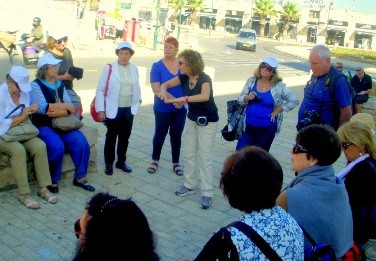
[236,28,257,52]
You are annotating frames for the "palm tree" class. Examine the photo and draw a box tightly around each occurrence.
[168,0,187,27]
[186,0,205,28]
[280,1,300,38]
[253,0,278,37]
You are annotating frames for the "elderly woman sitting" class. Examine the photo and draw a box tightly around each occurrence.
[30,53,95,193]
[0,66,57,209]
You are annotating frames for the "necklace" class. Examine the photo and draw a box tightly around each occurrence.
[189,77,198,88]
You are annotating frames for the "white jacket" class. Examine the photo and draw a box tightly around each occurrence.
[95,61,142,119]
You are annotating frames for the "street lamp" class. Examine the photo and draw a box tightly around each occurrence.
[327,1,333,30]
[209,0,213,36]
[153,0,161,50]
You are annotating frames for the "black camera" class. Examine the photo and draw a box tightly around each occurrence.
[251,96,262,102]
[300,110,320,128]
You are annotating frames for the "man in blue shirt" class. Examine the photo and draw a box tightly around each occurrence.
[297,44,352,130]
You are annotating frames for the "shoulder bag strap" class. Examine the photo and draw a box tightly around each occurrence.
[5,104,25,119]
[299,225,317,246]
[233,78,257,126]
[104,64,112,97]
[228,221,282,261]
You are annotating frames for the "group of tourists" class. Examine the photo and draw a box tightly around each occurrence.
[1,18,375,259]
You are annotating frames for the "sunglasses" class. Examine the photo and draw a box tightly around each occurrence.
[178,61,184,66]
[260,63,273,72]
[292,144,309,154]
[74,218,81,239]
[57,37,67,44]
[342,142,353,150]
[355,69,361,72]
[335,66,342,69]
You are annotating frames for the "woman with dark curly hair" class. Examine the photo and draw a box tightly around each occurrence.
[276,124,353,259]
[158,49,218,209]
[179,146,303,260]
[73,193,159,261]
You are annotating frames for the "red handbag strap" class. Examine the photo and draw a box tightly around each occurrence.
[104,64,112,97]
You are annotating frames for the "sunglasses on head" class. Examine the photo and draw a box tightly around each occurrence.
[342,142,353,150]
[57,37,67,44]
[292,144,309,154]
[74,218,81,239]
[260,63,273,72]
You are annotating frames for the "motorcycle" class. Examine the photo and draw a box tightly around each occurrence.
[18,33,48,65]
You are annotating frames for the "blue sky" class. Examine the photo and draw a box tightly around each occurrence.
[332,0,376,15]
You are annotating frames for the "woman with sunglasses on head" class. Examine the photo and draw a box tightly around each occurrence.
[73,192,160,261]
[0,66,57,209]
[158,49,218,209]
[337,121,376,258]
[276,124,353,259]
[47,34,83,119]
[148,37,186,175]
[30,53,95,193]
[236,56,298,152]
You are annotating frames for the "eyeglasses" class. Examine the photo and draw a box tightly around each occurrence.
[178,61,184,66]
[292,144,309,154]
[15,82,20,90]
[335,66,342,69]
[260,63,273,72]
[355,69,361,72]
[342,142,353,150]
[74,218,81,239]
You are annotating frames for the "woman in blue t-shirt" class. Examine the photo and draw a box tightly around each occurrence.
[148,37,187,175]
[236,56,299,151]
[158,49,219,209]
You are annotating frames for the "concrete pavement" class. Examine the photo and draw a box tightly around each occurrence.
[0,24,367,261]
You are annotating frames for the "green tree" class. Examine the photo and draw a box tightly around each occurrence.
[253,0,277,37]
[280,1,300,38]
[186,0,205,27]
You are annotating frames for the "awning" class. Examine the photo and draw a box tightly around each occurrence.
[198,13,216,17]
[355,30,375,36]
[327,27,347,32]
[306,25,317,29]
[225,17,242,21]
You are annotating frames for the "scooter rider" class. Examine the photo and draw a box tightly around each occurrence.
[0,24,23,83]
[20,17,44,53]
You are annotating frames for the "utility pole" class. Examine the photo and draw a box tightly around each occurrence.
[177,0,182,40]
[153,0,161,50]
[209,0,213,36]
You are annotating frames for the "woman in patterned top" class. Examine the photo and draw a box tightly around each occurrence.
[180,146,304,260]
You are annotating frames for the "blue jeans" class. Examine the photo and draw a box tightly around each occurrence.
[236,124,277,152]
[152,110,186,163]
[104,107,134,166]
[38,126,90,183]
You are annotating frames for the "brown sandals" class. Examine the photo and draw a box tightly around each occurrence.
[147,162,159,174]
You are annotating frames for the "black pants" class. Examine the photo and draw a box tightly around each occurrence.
[104,107,134,166]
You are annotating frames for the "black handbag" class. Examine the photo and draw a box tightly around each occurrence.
[221,79,255,141]
[300,225,336,261]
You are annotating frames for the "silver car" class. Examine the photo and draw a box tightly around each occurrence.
[236,28,257,52]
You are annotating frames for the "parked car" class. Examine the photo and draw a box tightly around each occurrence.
[236,28,257,52]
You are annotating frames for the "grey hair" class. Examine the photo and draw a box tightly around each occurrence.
[355,66,364,72]
[35,65,49,80]
[310,44,331,60]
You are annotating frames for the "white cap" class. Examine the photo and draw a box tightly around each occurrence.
[261,56,279,69]
[8,66,31,92]
[117,41,133,51]
[37,53,62,68]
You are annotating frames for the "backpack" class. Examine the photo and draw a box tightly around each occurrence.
[323,65,356,129]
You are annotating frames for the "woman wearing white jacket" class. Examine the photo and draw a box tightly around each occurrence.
[95,42,141,175]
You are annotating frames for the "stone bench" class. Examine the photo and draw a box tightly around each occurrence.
[0,125,98,191]
[360,96,376,120]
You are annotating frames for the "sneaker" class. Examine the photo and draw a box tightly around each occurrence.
[175,186,196,196]
[200,196,212,209]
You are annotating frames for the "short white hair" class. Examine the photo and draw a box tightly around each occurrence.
[310,44,331,60]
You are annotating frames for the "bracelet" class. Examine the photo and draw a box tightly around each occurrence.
[184,96,189,103]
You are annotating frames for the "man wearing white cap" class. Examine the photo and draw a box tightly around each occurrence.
[0,66,58,209]
[30,53,95,193]
[0,25,23,83]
